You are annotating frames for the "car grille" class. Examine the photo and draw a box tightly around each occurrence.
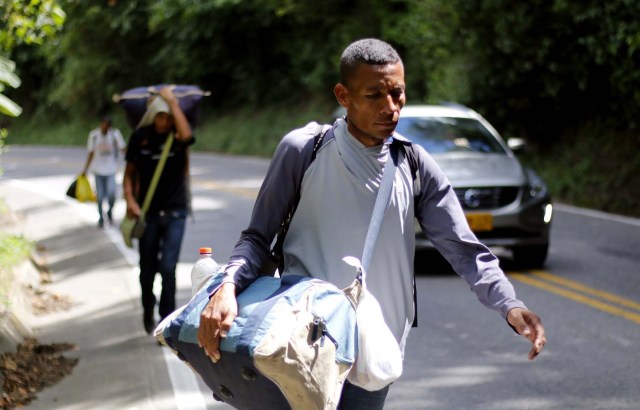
[454,187,519,210]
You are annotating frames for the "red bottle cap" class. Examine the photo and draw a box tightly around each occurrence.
[199,247,212,254]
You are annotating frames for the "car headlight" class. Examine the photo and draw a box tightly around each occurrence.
[523,167,548,201]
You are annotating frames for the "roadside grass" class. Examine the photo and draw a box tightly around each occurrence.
[5,103,640,218]
[194,100,336,157]
[8,98,336,158]
[7,116,94,147]
[0,200,33,312]
[520,122,640,218]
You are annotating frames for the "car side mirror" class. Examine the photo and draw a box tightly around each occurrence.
[507,137,526,152]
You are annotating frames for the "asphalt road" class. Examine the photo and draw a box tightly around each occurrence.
[1,145,639,410]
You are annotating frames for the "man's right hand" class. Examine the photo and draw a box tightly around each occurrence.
[198,282,238,362]
[125,198,141,218]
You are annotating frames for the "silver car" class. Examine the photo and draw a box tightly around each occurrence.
[395,105,553,268]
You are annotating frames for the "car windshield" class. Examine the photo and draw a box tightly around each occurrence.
[396,116,506,154]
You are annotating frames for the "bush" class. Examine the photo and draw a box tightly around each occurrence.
[520,122,640,218]
[0,230,33,311]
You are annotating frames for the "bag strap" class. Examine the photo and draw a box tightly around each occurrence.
[361,141,400,275]
[269,124,332,272]
[140,133,174,215]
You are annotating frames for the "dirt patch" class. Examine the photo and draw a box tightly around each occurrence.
[30,288,75,316]
[0,245,78,409]
[28,248,75,316]
[0,338,78,409]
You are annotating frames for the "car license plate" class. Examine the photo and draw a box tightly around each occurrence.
[466,213,493,232]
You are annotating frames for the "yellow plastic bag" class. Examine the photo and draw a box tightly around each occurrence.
[75,175,96,202]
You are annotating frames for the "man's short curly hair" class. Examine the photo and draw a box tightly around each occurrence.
[339,38,402,86]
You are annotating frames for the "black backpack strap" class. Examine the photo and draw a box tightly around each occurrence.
[269,124,333,273]
[403,142,419,183]
[399,141,420,328]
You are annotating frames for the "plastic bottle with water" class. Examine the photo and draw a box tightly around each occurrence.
[190,247,220,296]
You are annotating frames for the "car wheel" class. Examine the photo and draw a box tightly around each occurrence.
[511,244,548,269]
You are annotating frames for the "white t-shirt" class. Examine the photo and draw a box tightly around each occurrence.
[87,127,126,176]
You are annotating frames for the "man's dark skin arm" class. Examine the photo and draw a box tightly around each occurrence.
[159,87,192,142]
[123,161,140,218]
[198,283,238,363]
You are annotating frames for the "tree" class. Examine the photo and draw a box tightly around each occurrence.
[40,0,162,117]
[0,0,65,118]
[450,0,640,141]
[0,56,21,118]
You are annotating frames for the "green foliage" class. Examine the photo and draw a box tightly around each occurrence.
[448,0,640,141]
[0,56,23,117]
[0,0,64,125]
[9,110,123,145]
[6,0,640,140]
[0,0,65,51]
[27,0,413,117]
[0,229,33,310]
[383,0,460,102]
[520,122,640,217]
[5,0,640,176]
[195,97,335,156]
[40,0,163,116]
[0,231,32,270]
[145,0,394,106]
[10,95,335,156]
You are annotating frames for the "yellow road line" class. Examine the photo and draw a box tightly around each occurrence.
[509,273,640,325]
[529,270,640,312]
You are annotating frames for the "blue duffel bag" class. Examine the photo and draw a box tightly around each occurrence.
[155,270,359,410]
[112,84,210,129]
[155,127,401,409]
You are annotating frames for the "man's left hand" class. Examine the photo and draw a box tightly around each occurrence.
[506,307,546,360]
[158,86,177,104]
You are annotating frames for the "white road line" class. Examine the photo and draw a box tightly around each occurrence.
[554,203,640,227]
[5,177,209,410]
[162,348,209,410]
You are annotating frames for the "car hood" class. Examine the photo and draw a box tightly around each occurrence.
[430,152,525,187]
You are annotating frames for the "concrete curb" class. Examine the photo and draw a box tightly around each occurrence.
[0,255,41,398]
[0,258,41,354]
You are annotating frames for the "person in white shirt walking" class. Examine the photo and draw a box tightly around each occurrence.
[82,115,126,228]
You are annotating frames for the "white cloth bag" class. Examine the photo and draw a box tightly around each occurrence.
[343,256,403,391]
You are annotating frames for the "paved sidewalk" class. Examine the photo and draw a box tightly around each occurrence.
[0,180,179,410]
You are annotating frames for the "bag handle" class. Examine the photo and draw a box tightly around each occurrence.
[140,133,174,217]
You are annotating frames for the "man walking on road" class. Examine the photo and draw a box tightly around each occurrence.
[198,38,546,408]
[123,87,194,334]
[81,115,126,228]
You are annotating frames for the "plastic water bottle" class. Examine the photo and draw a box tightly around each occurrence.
[190,247,220,296]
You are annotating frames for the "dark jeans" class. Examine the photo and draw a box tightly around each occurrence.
[94,174,116,223]
[338,381,390,409]
[138,209,187,321]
